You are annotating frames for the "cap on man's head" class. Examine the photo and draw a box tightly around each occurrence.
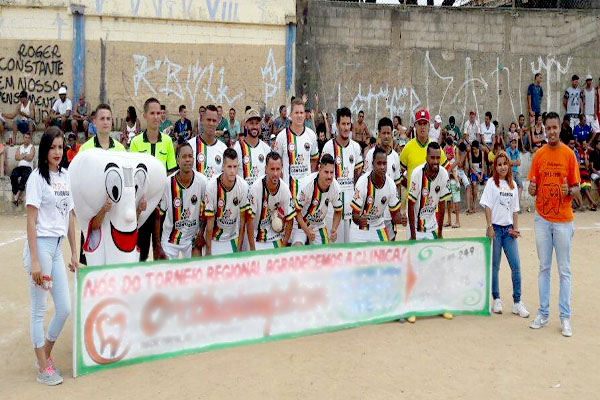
[434,115,442,123]
[58,87,67,95]
[586,74,593,81]
[572,74,579,81]
[415,109,430,123]
[19,90,27,98]
[469,110,476,115]
[245,108,261,121]
[270,134,276,139]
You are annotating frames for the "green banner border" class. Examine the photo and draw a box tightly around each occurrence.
[75,237,490,377]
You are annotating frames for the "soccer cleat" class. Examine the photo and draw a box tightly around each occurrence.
[442,312,453,320]
[529,314,549,329]
[561,319,572,337]
[511,301,530,318]
[407,315,416,323]
[493,299,503,314]
[36,366,63,386]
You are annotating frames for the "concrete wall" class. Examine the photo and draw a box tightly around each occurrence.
[0,0,295,126]
[296,1,600,129]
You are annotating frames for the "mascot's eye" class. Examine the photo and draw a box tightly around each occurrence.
[134,168,147,200]
[105,170,123,203]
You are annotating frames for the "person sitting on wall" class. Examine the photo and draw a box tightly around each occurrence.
[45,87,72,132]
[3,90,36,146]
[71,91,91,139]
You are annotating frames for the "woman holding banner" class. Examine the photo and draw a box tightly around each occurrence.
[480,151,529,318]
[24,127,79,385]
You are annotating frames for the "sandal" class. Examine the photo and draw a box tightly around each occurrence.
[452,224,460,228]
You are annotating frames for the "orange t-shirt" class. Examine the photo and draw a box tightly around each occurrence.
[67,143,81,163]
[528,143,580,223]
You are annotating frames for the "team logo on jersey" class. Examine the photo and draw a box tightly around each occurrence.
[422,188,429,196]
[258,154,265,162]
[336,156,342,165]
[367,196,374,204]
[411,181,417,192]
[233,197,240,206]
[304,142,311,151]
[173,197,182,208]
[349,155,354,164]
[381,196,387,204]
[218,199,225,208]
[392,164,396,172]
[435,185,440,193]
[215,155,222,164]
[191,195,198,205]
[289,143,295,152]
[243,155,250,164]
[325,198,329,206]
[197,153,205,163]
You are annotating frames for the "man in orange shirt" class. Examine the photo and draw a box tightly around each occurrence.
[66,133,81,165]
[528,111,580,337]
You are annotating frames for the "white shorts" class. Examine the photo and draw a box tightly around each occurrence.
[349,225,392,243]
[384,219,396,241]
[210,238,239,256]
[585,115,600,133]
[591,172,600,182]
[291,226,330,245]
[161,240,193,260]
[457,169,470,188]
[254,240,285,251]
[405,228,436,240]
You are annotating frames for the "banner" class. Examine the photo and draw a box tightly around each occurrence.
[74,238,490,377]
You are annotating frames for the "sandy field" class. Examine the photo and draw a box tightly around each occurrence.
[0,210,598,399]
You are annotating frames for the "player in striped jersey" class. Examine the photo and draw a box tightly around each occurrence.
[292,154,343,245]
[275,98,319,197]
[204,148,253,255]
[189,104,228,180]
[363,117,402,240]
[233,108,271,186]
[351,147,406,242]
[249,152,296,250]
[322,107,363,243]
[155,142,207,259]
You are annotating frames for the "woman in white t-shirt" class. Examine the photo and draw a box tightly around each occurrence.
[24,127,78,386]
[480,151,529,318]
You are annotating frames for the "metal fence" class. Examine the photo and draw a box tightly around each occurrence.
[328,0,600,9]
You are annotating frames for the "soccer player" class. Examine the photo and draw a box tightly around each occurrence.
[249,152,296,250]
[204,148,252,255]
[154,142,207,260]
[190,104,228,180]
[351,147,405,242]
[275,97,319,197]
[233,109,271,186]
[406,141,453,323]
[292,154,343,245]
[364,117,402,239]
[322,107,363,243]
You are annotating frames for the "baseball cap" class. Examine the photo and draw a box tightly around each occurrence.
[245,108,261,121]
[270,134,276,140]
[585,74,593,81]
[434,115,442,123]
[58,87,67,95]
[415,109,430,123]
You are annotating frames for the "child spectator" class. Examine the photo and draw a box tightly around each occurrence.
[469,140,487,213]
[506,138,523,210]
[122,106,140,148]
[444,137,461,228]
[174,105,193,142]
[88,111,97,136]
[570,140,597,210]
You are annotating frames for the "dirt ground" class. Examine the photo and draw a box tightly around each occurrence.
[0,210,598,399]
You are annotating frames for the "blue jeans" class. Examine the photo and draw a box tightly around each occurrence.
[534,213,574,319]
[491,224,521,303]
[23,237,71,348]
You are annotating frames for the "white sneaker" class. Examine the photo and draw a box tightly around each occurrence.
[561,319,572,337]
[492,298,503,314]
[35,357,61,376]
[529,314,549,329]
[36,365,63,386]
[511,301,530,318]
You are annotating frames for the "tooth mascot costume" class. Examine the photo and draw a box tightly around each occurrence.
[69,149,167,266]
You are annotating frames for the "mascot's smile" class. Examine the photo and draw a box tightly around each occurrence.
[111,222,138,253]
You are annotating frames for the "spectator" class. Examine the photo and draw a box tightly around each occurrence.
[226,108,241,142]
[4,90,36,145]
[573,114,592,144]
[271,105,290,135]
[174,105,193,142]
[531,113,546,151]
[316,122,327,155]
[528,111,580,337]
[588,139,600,201]
[11,131,35,206]
[45,86,72,132]
[564,74,583,129]
[507,122,519,145]
[443,115,462,143]
[363,136,376,162]
[353,110,370,150]
[506,138,523,209]
[455,141,472,215]
[429,115,442,144]
[444,137,461,229]
[393,115,408,142]
[122,106,140,148]
[193,105,206,136]
[216,105,228,143]
[88,111,97,136]
[269,133,277,151]
[261,111,273,142]
[65,133,81,166]
[159,105,173,136]
[304,109,315,131]
[583,75,599,141]
[480,111,495,154]
[517,114,531,152]
[70,92,91,138]
[481,150,529,318]
[468,140,487,213]
[570,140,596,211]
[527,73,544,125]
[463,110,480,145]
[560,115,573,144]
